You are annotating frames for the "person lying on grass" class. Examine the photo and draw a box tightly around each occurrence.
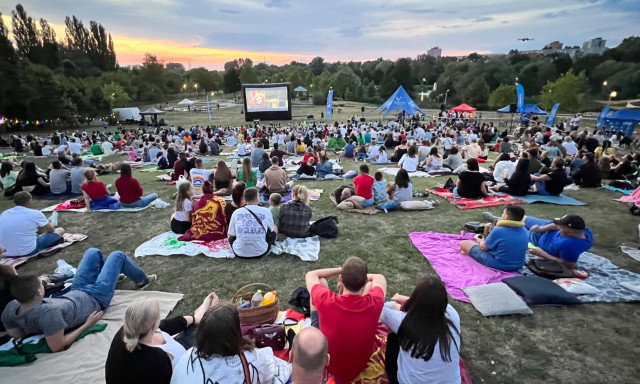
[1,248,156,352]
[105,292,220,384]
[459,205,529,272]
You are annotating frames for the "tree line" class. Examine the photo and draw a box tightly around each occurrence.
[1,3,639,128]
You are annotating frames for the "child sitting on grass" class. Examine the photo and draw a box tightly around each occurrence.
[269,193,282,226]
[373,171,387,204]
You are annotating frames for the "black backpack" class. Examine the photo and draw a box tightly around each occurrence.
[311,216,339,238]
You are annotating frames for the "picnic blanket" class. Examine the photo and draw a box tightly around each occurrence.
[619,186,640,204]
[0,233,87,268]
[518,193,586,206]
[329,194,380,215]
[135,232,320,261]
[379,167,433,178]
[621,245,640,262]
[602,184,633,195]
[259,189,322,204]
[41,199,167,213]
[409,232,518,303]
[140,167,167,172]
[429,188,524,209]
[522,253,640,303]
[0,290,182,380]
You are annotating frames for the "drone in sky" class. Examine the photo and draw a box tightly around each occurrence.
[517,38,535,42]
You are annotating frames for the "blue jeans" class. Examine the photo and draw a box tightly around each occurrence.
[524,216,552,246]
[361,196,374,207]
[26,232,62,256]
[121,193,158,208]
[71,248,148,309]
[356,153,368,161]
[469,245,489,266]
[452,187,461,198]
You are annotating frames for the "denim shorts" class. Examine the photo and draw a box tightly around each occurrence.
[26,232,62,256]
[468,245,490,267]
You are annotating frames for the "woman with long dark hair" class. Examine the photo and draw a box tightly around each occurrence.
[381,277,461,384]
[14,162,50,196]
[387,168,412,203]
[210,161,236,196]
[493,158,531,196]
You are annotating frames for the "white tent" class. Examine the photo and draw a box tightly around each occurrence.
[178,98,195,105]
[140,107,165,115]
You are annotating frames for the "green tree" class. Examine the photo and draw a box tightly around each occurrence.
[488,84,516,109]
[330,67,359,99]
[464,76,490,108]
[540,69,586,112]
[101,82,130,109]
[392,58,415,90]
[309,56,325,76]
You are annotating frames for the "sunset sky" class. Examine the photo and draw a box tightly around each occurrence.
[1,0,638,70]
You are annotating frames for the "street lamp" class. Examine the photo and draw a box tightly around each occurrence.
[603,81,608,87]
[422,77,426,84]
[182,83,187,94]
[609,90,617,104]
[194,83,198,95]
[444,89,450,106]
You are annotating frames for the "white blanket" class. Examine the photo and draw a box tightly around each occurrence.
[0,290,182,382]
[379,167,434,178]
[135,231,320,261]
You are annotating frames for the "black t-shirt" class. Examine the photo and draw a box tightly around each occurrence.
[457,171,485,198]
[505,171,532,196]
[296,163,316,176]
[572,162,601,188]
[543,168,568,195]
[585,138,599,152]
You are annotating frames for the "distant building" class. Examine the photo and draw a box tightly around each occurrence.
[582,37,607,55]
[563,46,581,58]
[427,46,442,58]
[541,41,564,55]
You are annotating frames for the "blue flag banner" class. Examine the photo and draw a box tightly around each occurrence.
[596,106,610,128]
[516,83,525,112]
[206,94,212,122]
[546,103,560,126]
[327,90,334,118]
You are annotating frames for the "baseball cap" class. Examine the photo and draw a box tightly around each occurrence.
[553,215,585,230]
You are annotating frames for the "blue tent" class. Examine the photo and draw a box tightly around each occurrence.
[603,109,640,137]
[497,104,547,114]
[373,86,424,118]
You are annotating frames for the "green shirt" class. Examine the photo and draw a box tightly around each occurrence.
[238,170,257,187]
[269,206,280,225]
[90,144,104,155]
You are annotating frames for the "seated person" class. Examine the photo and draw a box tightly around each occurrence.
[296,139,307,155]
[296,157,317,177]
[459,205,529,271]
[423,147,443,171]
[315,153,333,178]
[70,157,86,195]
[116,164,158,208]
[370,146,388,164]
[453,158,489,199]
[372,171,387,204]
[530,158,569,196]
[238,158,258,187]
[356,144,368,161]
[327,134,347,151]
[268,193,281,226]
[354,164,375,207]
[367,143,381,162]
[289,327,329,384]
[525,214,593,268]
[343,140,356,159]
[609,154,634,180]
[0,192,65,258]
[0,246,17,341]
[171,303,291,383]
[179,181,228,241]
[305,257,387,383]
[278,185,312,239]
[82,169,120,211]
[157,152,170,170]
[0,161,19,194]
[258,153,272,175]
[1,248,155,352]
[390,140,409,162]
[228,187,275,258]
[171,182,194,234]
[572,152,601,188]
[13,162,50,196]
[208,139,221,156]
[210,161,237,196]
[387,168,413,203]
[237,140,251,157]
[172,153,189,181]
[492,158,531,196]
[380,277,461,384]
[263,156,288,194]
[333,185,355,204]
[49,160,72,195]
[399,145,419,173]
[492,153,516,184]
[224,182,246,223]
[106,293,219,384]
[444,146,464,173]
[90,140,104,155]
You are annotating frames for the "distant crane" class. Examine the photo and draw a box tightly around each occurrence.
[517,38,535,42]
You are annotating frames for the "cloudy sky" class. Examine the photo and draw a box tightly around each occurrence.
[1,0,638,69]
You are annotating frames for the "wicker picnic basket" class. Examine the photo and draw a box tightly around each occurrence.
[231,283,279,325]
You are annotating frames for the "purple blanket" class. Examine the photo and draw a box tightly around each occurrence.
[409,232,520,302]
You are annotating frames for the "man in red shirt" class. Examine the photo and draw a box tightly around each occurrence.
[305,257,387,384]
[353,164,374,207]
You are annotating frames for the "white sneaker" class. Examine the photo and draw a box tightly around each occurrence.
[49,211,59,227]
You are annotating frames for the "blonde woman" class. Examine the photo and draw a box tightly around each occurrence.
[278,185,312,239]
[105,293,219,384]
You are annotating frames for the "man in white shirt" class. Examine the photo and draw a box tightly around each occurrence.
[0,192,65,257]
[68,141,82,155]
[102,140,116,155]
[228,188,274,258]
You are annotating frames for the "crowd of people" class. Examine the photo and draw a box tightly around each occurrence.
[0,110,627,384]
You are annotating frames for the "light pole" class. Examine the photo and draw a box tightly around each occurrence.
[444,89,450,107]
[194,83,198,96]
[608,90,617,105]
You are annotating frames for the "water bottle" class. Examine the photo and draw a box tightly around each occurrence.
[261,291,277,306]
[251,290,263,307]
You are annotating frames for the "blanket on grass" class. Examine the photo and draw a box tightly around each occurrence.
[518,193,586,206]
[620,245,640,262]
[134,231,320,261]
[0,290,182,380]
[409,232,518,303]
[379,167,433,178]
[41,199,166,212]
[0,233,87,268]
[619,186,640,204]
[329,194,380,215]
[602,184,633,195]
[410,232,640,304]
[429,188,524,209]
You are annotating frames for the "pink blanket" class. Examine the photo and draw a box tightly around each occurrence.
[409,232,520,302]
[620,186,640,204]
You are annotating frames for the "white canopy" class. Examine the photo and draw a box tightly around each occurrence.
[178,98,195,105]
[140,107,165,115]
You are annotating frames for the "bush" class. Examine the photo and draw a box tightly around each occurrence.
[312,92,326,105]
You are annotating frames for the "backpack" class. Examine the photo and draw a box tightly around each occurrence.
[526,259,575,279]
[311,216,339,238]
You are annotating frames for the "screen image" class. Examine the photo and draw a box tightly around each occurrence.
[245,87,289,112]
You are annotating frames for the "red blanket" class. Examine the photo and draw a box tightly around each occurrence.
[429,187,524,210]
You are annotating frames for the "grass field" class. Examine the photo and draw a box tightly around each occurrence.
[2,101,639,383]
